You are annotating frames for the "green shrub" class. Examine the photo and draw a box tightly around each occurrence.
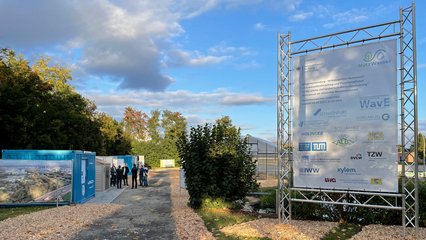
[260,190,276,209]
[178,117,259,208]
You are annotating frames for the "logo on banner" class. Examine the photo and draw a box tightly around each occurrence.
[301,131,323,136]
[302,155,309,161]
[299,142,311,151]
[368,132,384,141]
[299,167,320,174]
[333,135,356,147]
[325,178,336,182]
[359,49,391,67]
[359,96,390,109]
[370,178,383,185]
[367,151,386,160]
[350,153,363,160]
[312,142,327,151]
[337,167,357,174]
[312,109,346,118]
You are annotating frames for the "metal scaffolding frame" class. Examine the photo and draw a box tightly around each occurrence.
[277,3,418,231]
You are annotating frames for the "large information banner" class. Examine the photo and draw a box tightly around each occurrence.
[292,40,398,192]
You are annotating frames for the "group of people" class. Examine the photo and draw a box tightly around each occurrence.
[110,163,149,189]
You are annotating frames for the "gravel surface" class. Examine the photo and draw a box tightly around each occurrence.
[221,218,338,240]
[350,224,426,240]
[0,204,123,240]
[169,169,215,240]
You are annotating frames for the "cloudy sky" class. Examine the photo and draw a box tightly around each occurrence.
[1,0,425,141]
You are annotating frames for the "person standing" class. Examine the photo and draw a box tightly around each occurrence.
[110,164,117,187]
[123,164,130,186]
[116,165,123,189]
[131,164,138,189]
[142,165,149,187]
[139,164,144,187]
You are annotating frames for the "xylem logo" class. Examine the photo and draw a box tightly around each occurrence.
[312,142,327,151]
[360,97,390,109]
[325,178,336,182]
[337,167,356,174]
[299,168,320,174]
[367,152,383,157]
[350,153,362,160]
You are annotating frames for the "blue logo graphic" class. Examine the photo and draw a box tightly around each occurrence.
[313,108,322,116]
[299,142,311,151]
[363,49,386,62]
[337,167,357,174]
[360,97,390,109]
[299,167,320,174]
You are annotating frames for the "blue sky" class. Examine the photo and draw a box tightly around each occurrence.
[0,0,424,142]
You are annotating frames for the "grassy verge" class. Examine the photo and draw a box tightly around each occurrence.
[321,223,362,240]
[0,206,53,221]
[197,207,270,240]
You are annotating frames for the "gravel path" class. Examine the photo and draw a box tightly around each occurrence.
[74,170,178,240]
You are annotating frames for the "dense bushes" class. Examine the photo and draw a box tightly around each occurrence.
[178,117,258,208]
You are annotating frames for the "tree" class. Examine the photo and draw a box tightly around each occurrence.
[123,107,148,142]
[177,116,258,208]
[0,48,123,155]
[418,133,425,160]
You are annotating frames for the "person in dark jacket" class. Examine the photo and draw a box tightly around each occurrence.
[110,165,117,187]
[131,164,138,189]
[116,165,123,189]
[123,164,130,186]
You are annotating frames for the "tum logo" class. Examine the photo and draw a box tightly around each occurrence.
[299,168,320,174]
[312,142,327,151]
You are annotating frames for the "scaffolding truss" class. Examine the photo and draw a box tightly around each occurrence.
[277,3,418,230]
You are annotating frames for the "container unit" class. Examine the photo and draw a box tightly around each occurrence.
[95,157,110,191]
[112,155,137,175]
[2,150,96,204]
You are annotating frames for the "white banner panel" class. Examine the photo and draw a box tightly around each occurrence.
[292,40,398,192]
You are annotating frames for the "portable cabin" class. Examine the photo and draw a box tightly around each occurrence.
[1,150,96,204]
[95,157,110,192]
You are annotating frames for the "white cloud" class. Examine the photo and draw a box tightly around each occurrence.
[253,22,267,31]
[323,8,368,28]
[290,11,313,21]
[163,49,231,67]
[1,0,261,91]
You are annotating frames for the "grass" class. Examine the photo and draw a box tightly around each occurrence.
[0,206,53,221]
[197,207,270,240]
[321,223,363,240]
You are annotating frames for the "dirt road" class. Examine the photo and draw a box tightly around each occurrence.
[75,170,178,240]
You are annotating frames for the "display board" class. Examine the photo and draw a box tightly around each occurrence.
[292,40,398,192]
[0,160,72,203]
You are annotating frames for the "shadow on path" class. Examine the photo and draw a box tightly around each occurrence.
[74,170,178,240]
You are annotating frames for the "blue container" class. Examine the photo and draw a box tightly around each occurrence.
[112,155,137,175]
[2,150,96,204]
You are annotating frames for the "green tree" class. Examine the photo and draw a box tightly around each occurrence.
[418,133,425,160]
[177,116,258,208]
[0,48,120,154]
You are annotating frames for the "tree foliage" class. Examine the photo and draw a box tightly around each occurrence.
[177,116,258,208]
[129,109,187,167]
[0,48,130,155]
